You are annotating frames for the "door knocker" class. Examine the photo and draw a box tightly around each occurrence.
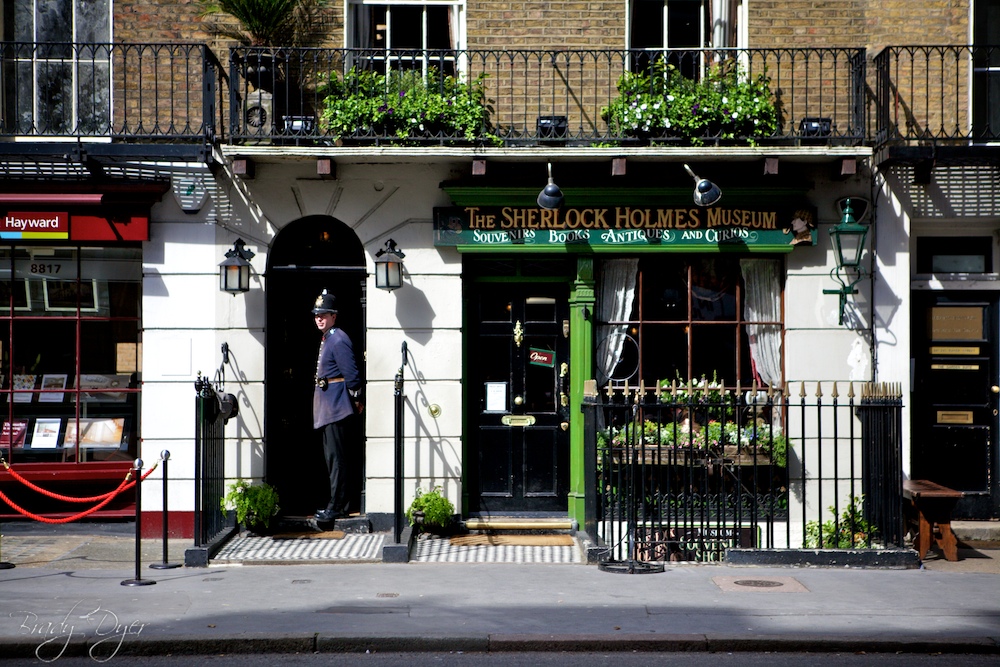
[513,320,524,348]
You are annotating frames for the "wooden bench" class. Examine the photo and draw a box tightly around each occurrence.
[903,480,963,562]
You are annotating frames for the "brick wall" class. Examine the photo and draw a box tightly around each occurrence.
[466,1,626,50]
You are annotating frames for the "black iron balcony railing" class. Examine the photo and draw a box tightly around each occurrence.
[2,41,996,154]
[229,47,867,147]
[873,45,1000,146]
[0,42,225,145]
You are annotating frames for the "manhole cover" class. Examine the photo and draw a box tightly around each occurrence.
[376,592,399,598]
[733,579,784,588]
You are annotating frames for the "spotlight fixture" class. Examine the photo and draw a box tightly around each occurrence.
[536,162,564,210]
[684,164,722,207]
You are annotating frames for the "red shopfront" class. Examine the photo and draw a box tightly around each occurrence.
[0,188,160,520]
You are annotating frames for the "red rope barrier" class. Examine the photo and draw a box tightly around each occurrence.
[0,461,158,523]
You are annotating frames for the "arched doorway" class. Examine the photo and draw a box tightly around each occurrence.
[265,216,366,516]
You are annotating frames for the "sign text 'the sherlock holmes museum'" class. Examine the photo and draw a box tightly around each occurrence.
[433,204,816,250]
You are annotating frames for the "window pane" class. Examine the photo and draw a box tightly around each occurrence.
[639,259,688,321]
[390,6,423,49]
[691,324,737,383]
[690,259,738,321]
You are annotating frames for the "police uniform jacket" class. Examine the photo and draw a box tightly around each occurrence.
[313,327,362,429]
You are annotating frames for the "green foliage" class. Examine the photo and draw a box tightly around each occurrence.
[405,486,455,532]
[601,59,779,145]
[319,68,497,144]
[805,496,876,549]
[199,0,327,46]
[221,479,280,529]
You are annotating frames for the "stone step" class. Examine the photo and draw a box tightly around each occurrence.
[462,517,576,533]
[952,520,1000,543]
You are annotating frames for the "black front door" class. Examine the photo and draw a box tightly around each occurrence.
[912,292,1000,519]
[266,216,366,516]
[467,281,571,514]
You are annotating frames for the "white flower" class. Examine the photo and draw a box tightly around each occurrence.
[722,96,728,104]
[666,95,675,102]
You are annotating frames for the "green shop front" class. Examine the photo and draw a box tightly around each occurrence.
[435,186,816,523]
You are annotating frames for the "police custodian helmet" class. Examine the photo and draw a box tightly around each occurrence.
[311,289,338,314]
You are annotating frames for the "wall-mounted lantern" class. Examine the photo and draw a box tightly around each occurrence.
[375,239,406,291]
[823,199,869,325]
[219,238,255,295]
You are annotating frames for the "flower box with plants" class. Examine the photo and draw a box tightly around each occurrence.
[597,374,787,467]
[221,479,280,535]
[405,486,456,535]
[318,68,497,144]
[600,59,779,145]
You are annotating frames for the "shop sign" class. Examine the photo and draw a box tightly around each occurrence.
[528,348,555,367]
[1,211,69,239]
[434,205,816,250]
[0,210,148,242]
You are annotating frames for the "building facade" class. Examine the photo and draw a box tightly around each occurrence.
[0,1,997,545]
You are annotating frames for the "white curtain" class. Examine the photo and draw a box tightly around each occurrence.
[596,258,639,385]
[740,258,782,388]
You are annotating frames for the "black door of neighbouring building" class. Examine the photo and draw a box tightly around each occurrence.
[911,291,1000,519]
[465,263,572,515]
[266,216,366,516]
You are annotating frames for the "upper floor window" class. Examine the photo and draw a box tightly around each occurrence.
[629,0,744,75]
[3,0,113,135]
[347,0,465,76]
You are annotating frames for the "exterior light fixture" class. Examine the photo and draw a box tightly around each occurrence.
[823,199,869,325]
[536,162,564,210]
[684,164,722,207]
[219,238,255,295]
[374,239,406,291]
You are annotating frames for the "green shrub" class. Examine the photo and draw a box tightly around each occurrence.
[601,59,778,145]
[319,67,497,144]
[405,486,455,532]
[805,496,876,549]
[221,479,280,530]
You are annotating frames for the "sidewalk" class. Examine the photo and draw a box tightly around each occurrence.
[1,522,999,658]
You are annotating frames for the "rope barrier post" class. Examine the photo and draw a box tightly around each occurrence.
[122,458,156,587]
[150,450,181,570]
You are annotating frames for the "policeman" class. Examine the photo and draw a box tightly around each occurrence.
[311,290,363,522]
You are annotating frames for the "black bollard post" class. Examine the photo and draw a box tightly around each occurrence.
[0,523,14,569]
[122,458,156,586]
[150,450,181,570]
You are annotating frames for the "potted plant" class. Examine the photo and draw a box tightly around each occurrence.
[318,67,497,145]
[221,479,280,535]
[405,486,456,535]
[198,0,325,93]
[601,59,779,146]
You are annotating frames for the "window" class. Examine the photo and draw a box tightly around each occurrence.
[347,0,464,76]
[628,0,744,75]
[4,0,113,136]
[0,247,140,464]
[596,256,783,391]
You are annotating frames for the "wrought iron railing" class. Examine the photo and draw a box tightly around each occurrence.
[873,45,1000,146]
[0,42,224,142]
[582,381,904,564]
[228,46,867,146]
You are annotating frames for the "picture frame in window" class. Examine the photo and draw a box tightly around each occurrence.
[29,418,62,449]
[11,374,36,403]
[0,419,29,447]
[64,417,126,448]
[42,279,99,312]
[38,374,68,402]
[76,374,131,403]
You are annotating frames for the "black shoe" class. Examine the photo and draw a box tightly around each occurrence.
[314,509,339,522]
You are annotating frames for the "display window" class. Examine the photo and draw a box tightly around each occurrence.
[0,246,140,465]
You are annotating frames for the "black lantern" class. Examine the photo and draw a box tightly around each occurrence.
[823,199,869,325]
[375,239,406,291]
[219,238,255,295]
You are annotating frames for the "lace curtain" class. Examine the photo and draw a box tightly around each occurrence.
[740,258,782,388]
[596,258,639,385]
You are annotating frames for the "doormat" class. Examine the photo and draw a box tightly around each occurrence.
[272,530,346,540]
[448,534,574,547]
